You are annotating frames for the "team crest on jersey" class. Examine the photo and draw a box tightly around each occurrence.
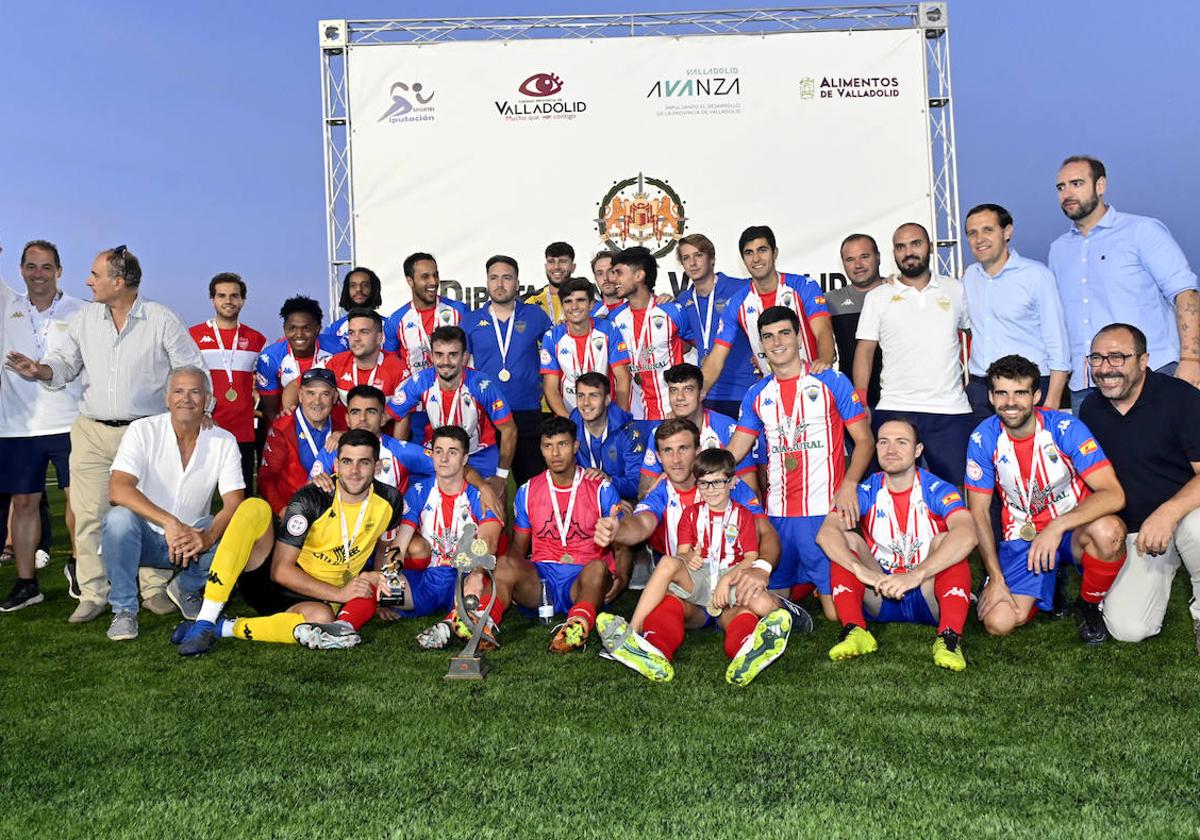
[804,385,820,402]
[592,336,605,351]
[653,315,665,330]
[515,320,527,333]
[541,349,553,365]
[966,459,983,482]
[1043,443,1060,463]
[596,172,686,258]
[937,296,951,311]
[286,515,308,536]
[890,294,903,303]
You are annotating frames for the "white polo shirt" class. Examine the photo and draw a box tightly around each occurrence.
[856,275,970,414]
[0,289,86,436]
[110,413,245,533]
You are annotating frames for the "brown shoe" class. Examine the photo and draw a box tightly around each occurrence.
[68,600,106,624]
[142,593,178,616]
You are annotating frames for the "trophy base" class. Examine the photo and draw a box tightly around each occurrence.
[445,654,490,681]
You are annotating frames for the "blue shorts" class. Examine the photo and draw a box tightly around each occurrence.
[866,585,937,626]
[998,530,1077,612]
[395,566,457,618]
[532,561,584,616]
[768,515,829,594]
[0,433,71,493]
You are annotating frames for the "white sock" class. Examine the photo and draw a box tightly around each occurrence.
[197,598,225,624]
[218,618,236,638]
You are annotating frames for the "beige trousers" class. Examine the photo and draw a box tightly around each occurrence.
[68,416,171,605]
[1103,508,1200,642]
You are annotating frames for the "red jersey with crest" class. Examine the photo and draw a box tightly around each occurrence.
[189,321,267,442]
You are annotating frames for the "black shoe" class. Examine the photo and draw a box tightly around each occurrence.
[64,557,81,600]
[0,579,44,612]
[776,598,815,634]
[1075,598,1108,645]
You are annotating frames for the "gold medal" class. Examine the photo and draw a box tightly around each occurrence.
[498,369,511,382]
[706,601,723,618]
[1019,521,1037,542]
[784,456,799,471]
[225,388,238,401]
[560,553,574,564]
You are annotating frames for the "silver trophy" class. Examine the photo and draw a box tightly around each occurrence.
[445,522,498,681]
[377,547,411,610]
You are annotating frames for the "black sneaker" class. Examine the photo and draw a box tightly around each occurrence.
[1075,598,1108,645]
[64,557,81,600]
[0,579,45,612]
[776,598,815,634]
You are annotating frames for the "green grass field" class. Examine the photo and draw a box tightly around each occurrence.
[2,487,1199,839]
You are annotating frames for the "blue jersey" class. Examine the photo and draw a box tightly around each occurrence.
[254,336,341,395]
[571,402,645,501]
[639,409,756,481]
[856,468,965,574]
[465,301,553,412]
[676,272,756,402]
[377,433,435,492]
[319,313,352,351]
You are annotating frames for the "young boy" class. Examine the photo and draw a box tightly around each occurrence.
[599,448,794,686]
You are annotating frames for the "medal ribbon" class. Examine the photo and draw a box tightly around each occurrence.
[490,304,515,372]
[295,410,330,474]
[697,503,735,587]
[354,351,383,388]
[337,485,372,567]
[27,292,62,358]
[432,482,471,564]
[547,471,582,550]
[208,319,240,388]
[691,286,716,351]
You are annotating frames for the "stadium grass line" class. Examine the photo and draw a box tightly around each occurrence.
[0,489,1198,837]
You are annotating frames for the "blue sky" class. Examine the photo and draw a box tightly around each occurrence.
[3,0,1197,332]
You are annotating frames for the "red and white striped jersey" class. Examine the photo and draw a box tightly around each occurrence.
[735,368,865,517]
[608,301,696,420]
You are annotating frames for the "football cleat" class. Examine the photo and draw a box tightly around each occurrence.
[416,620,454,650]
[932,628,966,672]
[1075,598,1109,645]
[828,623,878,662]
[726,608,792,687]
[775,598,815,634]
[177,619,219,657]
[294,622,361,651]
[170,620,195,645]
[449,609,500,651]
[549,617,589,654]
[596,613,673,683]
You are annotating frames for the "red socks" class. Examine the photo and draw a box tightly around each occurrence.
[567,601,596,632]
[336,591,377,630]
[789,582,816,602]
[723,612,760,659]
[933,561,972,635]
[641,595,686,661]
[829,563,866,628]
[1080,551,1125,604]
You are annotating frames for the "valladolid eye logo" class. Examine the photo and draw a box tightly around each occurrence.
[496,71,587,121]
[596,173,686,258]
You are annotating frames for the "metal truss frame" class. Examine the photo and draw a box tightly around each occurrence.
[318,4,960,314]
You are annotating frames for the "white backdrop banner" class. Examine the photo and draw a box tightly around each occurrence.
[346,28,933,312]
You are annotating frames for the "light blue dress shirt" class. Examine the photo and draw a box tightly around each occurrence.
[963,249,1070,378]
[1049,206,1197,389]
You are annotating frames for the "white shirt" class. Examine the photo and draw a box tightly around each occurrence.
[110,413,244,533]
[0,289,86,436]
[856,275,970,414]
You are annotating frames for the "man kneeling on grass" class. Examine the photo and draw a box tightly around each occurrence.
[815,418,978,671]
[173,429,403,655]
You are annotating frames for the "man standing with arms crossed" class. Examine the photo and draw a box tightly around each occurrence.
[6,246,203,623]
[829,234,884,409]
